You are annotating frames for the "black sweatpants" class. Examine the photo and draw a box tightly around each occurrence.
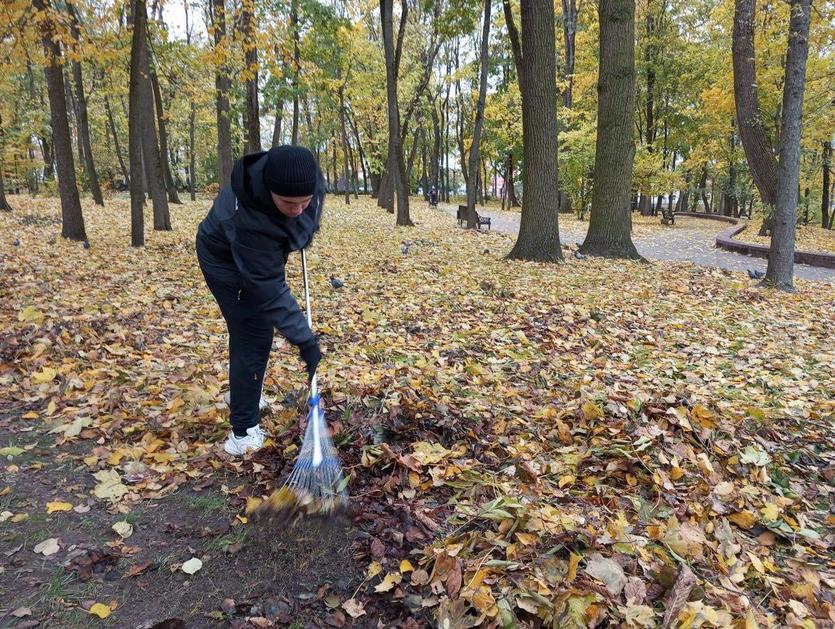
[200,270,273,436]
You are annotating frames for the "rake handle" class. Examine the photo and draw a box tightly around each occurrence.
[300,247,317,400]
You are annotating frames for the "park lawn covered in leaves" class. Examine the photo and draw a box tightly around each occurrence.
[742,221,835,255]
[1,195,833,628]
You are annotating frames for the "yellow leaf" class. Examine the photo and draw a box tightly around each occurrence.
[236,514,248,524]
[19,305,45,323]
[566,552,581,582]
[22,411,39,420]
[746,551,765,574]
[558,475,576,488]
[89,603,111,619]
[761,503,780,521]
[581,402,602,420]
[366,561,382,578]
[33,367,57,383]
[670,466,684,481]
[46,501,73,513]
[729,511,757,529]
[515,532,537,546]
[400,559,415,573]
[374,572,402,592]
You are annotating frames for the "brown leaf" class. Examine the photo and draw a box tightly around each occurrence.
[624,577,647,605]
[324,611,346,627]
[660,565,696,629]
[370,538,385,559]
[445,558,463,599]
[123,561,154,578]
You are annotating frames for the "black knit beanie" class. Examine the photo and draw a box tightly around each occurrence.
[263,145,319,197]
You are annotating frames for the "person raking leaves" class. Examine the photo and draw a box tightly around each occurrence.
[195,145,324,457]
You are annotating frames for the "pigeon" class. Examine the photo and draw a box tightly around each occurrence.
[13,239,20,246]
[83,240,90,249]
[329,275,344,289]
[747,269,765,280]
[401,241,411,256]
[574,250,587,260]
[482,248,490,255]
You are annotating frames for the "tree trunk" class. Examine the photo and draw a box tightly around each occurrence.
[822,140,831,228]
[558,0,577,213]
[272,100,283,147]
[506,152,519,207]
[380,0,411,226]
[213,0,233,187]
[0,112,11,211]
[580,0,640,259]
[291,0,300,145]
[136,2,170,228]
[429,95,441,190]
[765,0,811,290]
[189,99,196,200]
[67,1,104,206]
[128,0,146,246]
[104,96,130,187]
[733,0,778,210]
[466,0,491,229]
[149,69,181,203]
[242,0,260,153]
[34,0,87,240]
[504,0,562,261]
[561,0,577,109]
[346,108,368,193]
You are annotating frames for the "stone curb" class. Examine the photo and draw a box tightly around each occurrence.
[674,211,835,270]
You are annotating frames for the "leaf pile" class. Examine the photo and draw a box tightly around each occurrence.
[1,195,833,627]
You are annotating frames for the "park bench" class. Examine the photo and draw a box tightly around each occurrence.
[457,204,491,230]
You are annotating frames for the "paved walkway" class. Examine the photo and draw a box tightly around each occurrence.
[441,205,835,283]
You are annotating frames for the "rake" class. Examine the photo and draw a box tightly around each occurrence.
[251,248,348,522]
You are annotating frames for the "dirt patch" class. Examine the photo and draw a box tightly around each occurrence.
[0,413,367,628]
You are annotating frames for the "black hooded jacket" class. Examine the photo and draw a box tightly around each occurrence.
[196,151,323,347]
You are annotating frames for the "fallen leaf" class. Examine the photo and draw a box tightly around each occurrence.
[342,598,366,618]
[33,538,60,556]
[660,565,696,629]
[46,501,73,513]
[89,603,111,619]
[11,607,32,618]
[92,469,128,502]
[584,553,627,595]
[112,521,133,538]
[181,557,203,575]
[374,572,402,593]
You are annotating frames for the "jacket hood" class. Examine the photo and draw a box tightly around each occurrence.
[231,151,275,214]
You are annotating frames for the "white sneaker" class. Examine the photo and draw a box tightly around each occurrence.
[223,425,268,456]
[222,391,270,412]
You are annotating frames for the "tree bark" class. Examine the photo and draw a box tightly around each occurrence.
[272,100,283,147]
[213,0,233,187]
[128,0,146,246]
[34,0,87,240]
[135,0,170,228]
[291,0,300,145]
[149,69,182,203]
[505,0,562,261]
[242,0,261,153]
[764,0,811,290]
[580,0,640,259]
[104,96,130,187]
[189,99,197,200]
[822,141,831,229]
[380,0,411,225]
[0,112,11,211]
[466,0,492,228]
[67,1,104,206]
[733,0,778,211]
